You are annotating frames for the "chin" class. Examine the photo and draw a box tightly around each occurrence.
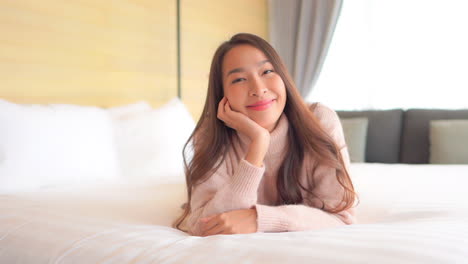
[248,109,281,127]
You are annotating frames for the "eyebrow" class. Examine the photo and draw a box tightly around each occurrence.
[225,60,270,78]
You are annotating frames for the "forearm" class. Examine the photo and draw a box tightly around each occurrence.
[204,135,270,213]
[188,135,270,235]
[254,204,356,233]
[188,158,265,235]
[244,136,269,167]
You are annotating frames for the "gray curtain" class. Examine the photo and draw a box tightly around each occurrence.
[269,0,343,98]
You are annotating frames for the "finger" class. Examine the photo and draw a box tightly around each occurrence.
[201,222,220,236]
[224,99,230,112]
[199,216,219,233]
[201,221,219,236]
[217,97,227,120]
[215,227,235,235]
[225,100,239,115]
[204,223,227,236]
[200,213,216,222]
[199,221,215,234]
[218,97,225,111]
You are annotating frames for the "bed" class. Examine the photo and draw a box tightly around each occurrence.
[1,164,468,263]
[1,98,468,263]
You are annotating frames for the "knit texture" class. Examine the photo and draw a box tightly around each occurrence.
[186,103,358,235]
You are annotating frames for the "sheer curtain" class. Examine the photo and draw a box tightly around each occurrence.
[307,0,468,110]
[269,0,343,97]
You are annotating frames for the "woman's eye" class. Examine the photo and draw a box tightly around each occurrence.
[263,69,274,75]
[232,78,245,84]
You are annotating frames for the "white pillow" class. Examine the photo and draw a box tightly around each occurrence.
[107,101,152,120]
[113,97,195,184]
[0,99,122,193]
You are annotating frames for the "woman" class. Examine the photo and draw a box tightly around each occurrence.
[173,33,359,236]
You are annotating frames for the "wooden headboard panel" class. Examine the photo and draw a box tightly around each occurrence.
[0,0,268,120]
[0,0,177,109]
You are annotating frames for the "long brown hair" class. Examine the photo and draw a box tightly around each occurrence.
[173,33,359,232]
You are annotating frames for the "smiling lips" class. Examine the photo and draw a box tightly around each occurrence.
[247,99,275,111]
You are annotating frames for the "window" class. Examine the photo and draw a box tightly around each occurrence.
[307,0,468,110]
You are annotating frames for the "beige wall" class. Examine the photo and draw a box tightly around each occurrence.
[0,0,268,118]
[0,0,177,108]
[181,0,268,121]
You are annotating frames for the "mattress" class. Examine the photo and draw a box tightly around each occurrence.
[1,163,468,263]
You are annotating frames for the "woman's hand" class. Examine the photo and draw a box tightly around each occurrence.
[217,97,270,167]
[217,97,269,142]
[198,208,258,236]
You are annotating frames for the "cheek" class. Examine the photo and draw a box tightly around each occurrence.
[223,87,234,102]
[271,77,286,97]
[224,88,235,102]
[224,91,244,111]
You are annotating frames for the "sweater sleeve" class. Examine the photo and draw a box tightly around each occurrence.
[255,103,358,233]
[187,157,265,236]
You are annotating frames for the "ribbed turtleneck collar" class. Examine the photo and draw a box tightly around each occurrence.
[236,113,289,158]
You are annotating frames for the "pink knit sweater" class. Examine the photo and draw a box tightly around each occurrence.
[186,103,358,236]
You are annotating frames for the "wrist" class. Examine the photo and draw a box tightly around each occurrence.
[250,130,270,144]
[251,207,258,232]
[245,140,269,167]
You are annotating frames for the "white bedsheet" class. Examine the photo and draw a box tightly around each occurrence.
[1,163,468,263]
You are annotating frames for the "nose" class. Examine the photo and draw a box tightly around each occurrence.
[249,77,267,97]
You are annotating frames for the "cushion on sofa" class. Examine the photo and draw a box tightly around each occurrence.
[400,109,468,164]
[339,118,369,163]
[429,119,468,164]
[336,109,403,163]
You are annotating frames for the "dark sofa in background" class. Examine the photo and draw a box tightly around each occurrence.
[336,108,468,164]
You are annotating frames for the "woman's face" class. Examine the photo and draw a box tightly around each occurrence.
[222,44,287,132]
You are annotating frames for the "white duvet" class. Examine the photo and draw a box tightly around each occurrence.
[1,163,468,264]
